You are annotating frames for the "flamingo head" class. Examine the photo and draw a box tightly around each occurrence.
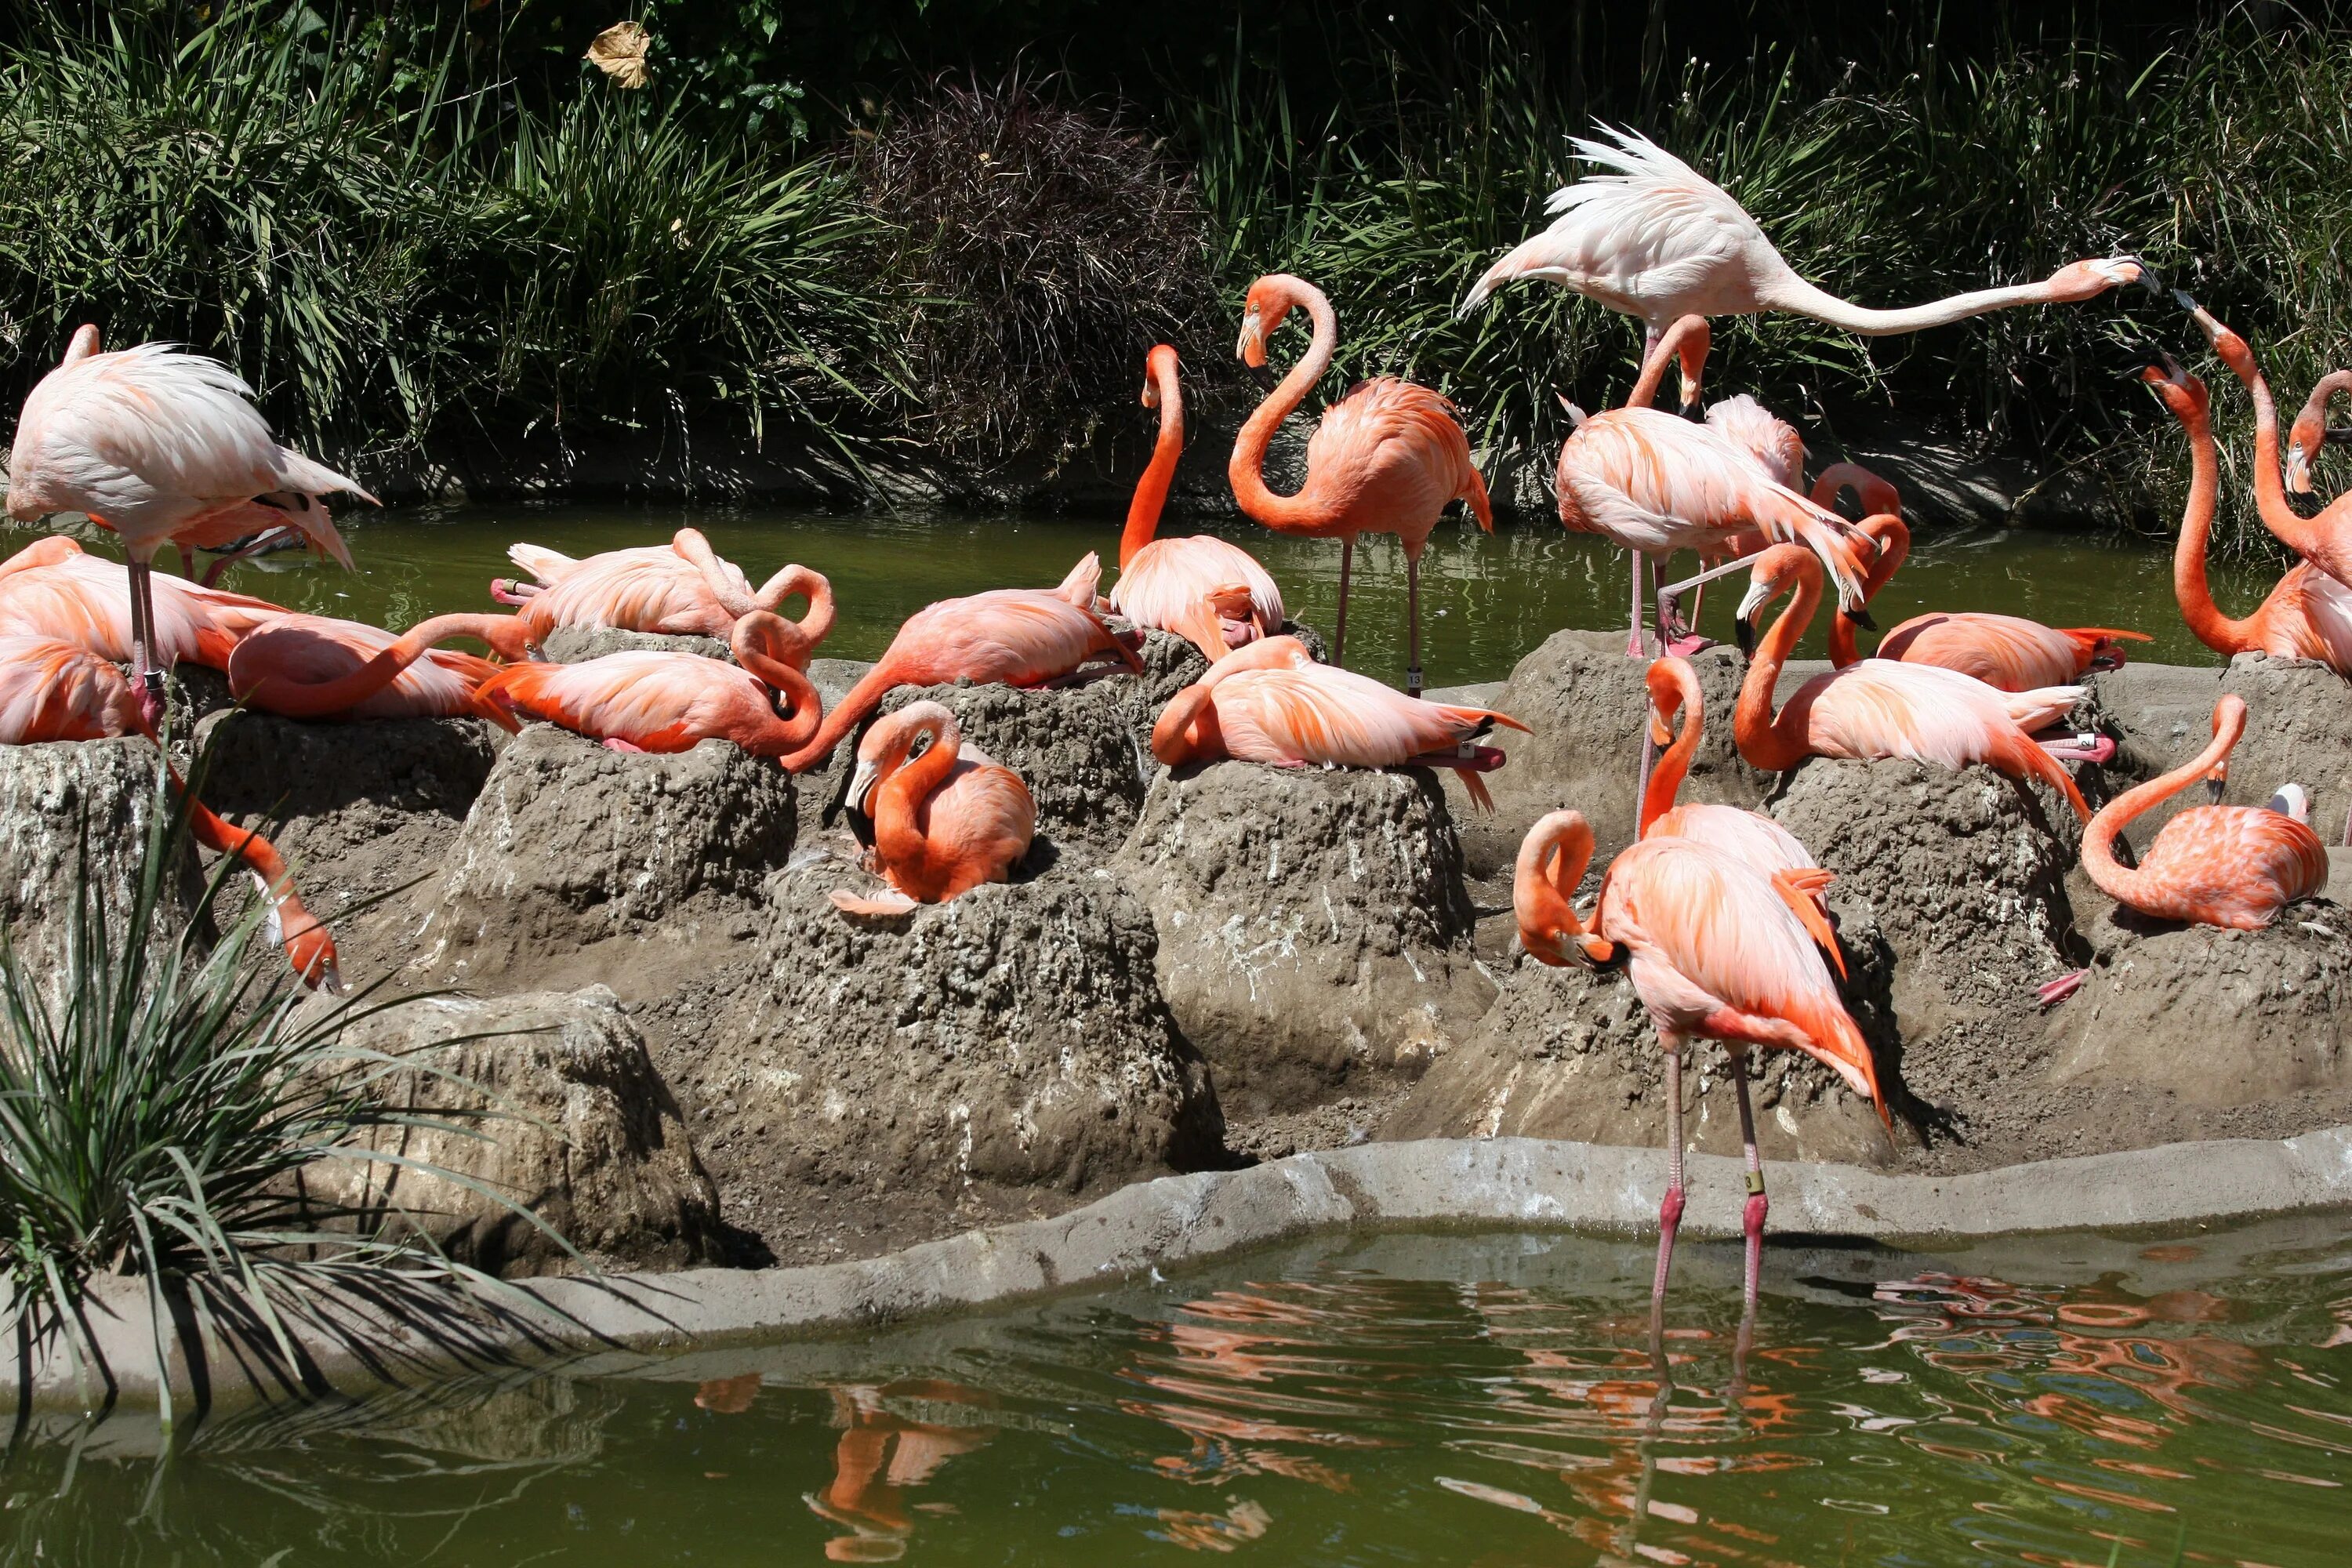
[848,700,956,817]
[2203,692,2249,803]
[1733,545,1818,655]
[2137,353,2208,423]
[1513,811,1615,969]
[1141,343,1179,408]
[1642,655,1699,749]
[1236,275,1305,367]
[2179,299,2259,385]
[2044,256,2143,301]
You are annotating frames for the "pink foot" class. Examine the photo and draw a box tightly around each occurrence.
[2036,967,2089,1007]
[601,736,646,753]
[2037,731,2116,764]
[1662,633,1717,658]
[136,681,165,736]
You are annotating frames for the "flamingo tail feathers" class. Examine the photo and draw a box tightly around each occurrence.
[1770,867,1846,979]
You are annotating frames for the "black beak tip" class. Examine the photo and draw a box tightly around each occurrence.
[2171,288,2202,316]
[1733,619,1757,657]
[1844,607,1878,633]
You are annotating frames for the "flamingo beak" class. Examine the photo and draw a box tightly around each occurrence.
[846,758,879,816]
[1236,310,1265,366]
[1733,614,1757,658]
[2205,766,2227,805]
[2287,442,2313,494]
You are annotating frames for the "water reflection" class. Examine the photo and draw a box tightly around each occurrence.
[806,1381,995,1562]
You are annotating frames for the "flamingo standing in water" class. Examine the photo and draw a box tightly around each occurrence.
[4,329,372,728]
[2079,694,2325,928]
[1109,345,1283,646]
[228,612,521,722]
[0,633,337,989]
[1457,125,2145,351]
[1152,593,1527,810]
[1228,273,1490,692]
[1513,809,1885,1318]
[781,555,1140,773]
[2143,357,2352,673]
[1733,546,2091,821]
[0,535,288,670]
[474,611,822,757]
[491,528,834,654]
[829,702,1037,915]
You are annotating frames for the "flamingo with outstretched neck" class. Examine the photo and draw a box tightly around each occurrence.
[1229,274,1490,692]
[229,612,521,722]
[5,328,373,730]
[1459,125,2145,352]
[475,611,822,757]
[0,633,338,989]
[1733,546,2091,822]
[491,528,834,655]
[781,554,1140,773]
[0,534,289,670]
[828,701,1037,915]
[1514,809,1885,1319]
[1109,346,1283,647]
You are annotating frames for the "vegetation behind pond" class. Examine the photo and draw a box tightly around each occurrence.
[2,1,2347,554]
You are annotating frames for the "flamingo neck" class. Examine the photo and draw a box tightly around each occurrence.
[754,564,836,652]
[1638,670,1704,837]
[1759,271,2068,338]
[1735,565,1820,772]
[1512,811,1606,964]
[1627,316,1708,412]
[1149,685,1222,768]
[234,612,513,718]
[2081,704,2245,909]
[2292,370,2352,457]
[732,613,825,751]
[2166,391,2253,655]
[1229,283,1339,532]
[874,714,962,871]
[1120,360,1185,568]
[1828,514,1908,666]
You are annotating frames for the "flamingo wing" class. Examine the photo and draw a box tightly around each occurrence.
[0,633,139,742]
[1208,663,1514,768]
[480,651,763,747]
[1877,612,2083,691]
[2140,806,2329,928]
[1305,379,1484,532]
[1111,536,1286,641]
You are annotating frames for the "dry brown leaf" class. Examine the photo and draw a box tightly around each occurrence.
[586,21,651,89]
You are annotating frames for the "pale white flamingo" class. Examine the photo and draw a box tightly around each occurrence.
[491,528,834,655]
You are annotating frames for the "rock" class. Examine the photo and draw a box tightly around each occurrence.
[877,678,1149,864]
[1111,759,1496,1118]
[325,985,723,1276]
[2217,655,2352,843]
[0,736,208,970]
[538,625,729,663]
[1383,954,1896,1167]
[419,726,795,985]
[681,861,1221,1196]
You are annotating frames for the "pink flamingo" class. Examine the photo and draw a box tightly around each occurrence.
[2184,299,2352,590]
[2081,694,2325,929]
[2286,369,2352,495]
[227,612,521,722]
[0,632,338,989]
[1733,546,2091,822]
[474,611,822,757]
[1229,273,1490,692]
[1639,656,1842,975]
[1459,125,2144,351]
[2143,358,2352,673]
[1109,345,1283,647]
[829,701,1037,915]
[491,528,834,654]
[4,328,372,728]
[1152,593,1526,810]
[0,535,288,670]
[781,554,1140,773]
[1513,809,1885,1317]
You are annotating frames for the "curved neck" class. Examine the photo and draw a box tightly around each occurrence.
[1120,358,1185,568]
[2165,387,2252,655]
[1734,561,1820,771]
[875,716,962,862]
[753,564,836,652]
[1627,315,1708,412]
[2082,705,2245,906]
[1149,685,1221,768]
[236,612,513,717]
[732,612,823,750]
[1760,271,2063,338]
[1638,664,1704,836]
[1828,514,1909,666]
[1229,282,1338,530]
[1512,811,1602,962]
[2296,371,2352,441]
[2205,318,2317,557]
[1810,462,1900,520]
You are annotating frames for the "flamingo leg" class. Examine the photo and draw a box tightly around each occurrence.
[1730,1045,1767,1318]
[1651,1037,1686,1334]
[127,557,165,733]
[1331,535,1353,668]
[1406,547,1423,698]
[1625,549,1648,659]
[1652,557,1716,658]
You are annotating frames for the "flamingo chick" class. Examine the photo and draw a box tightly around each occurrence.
[1110,345,1284,647]
[1230,274,1490,690]
[1514,810,1884,1317]
[492,528,834,655]
[830,702,1037,916]
[5,328,372,728]
[0,535,289,669]
[476,610,822,757]
[0,632,338,989]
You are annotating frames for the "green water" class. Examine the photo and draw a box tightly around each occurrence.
[96,503,2274,687]
[6,1218,2349,1565]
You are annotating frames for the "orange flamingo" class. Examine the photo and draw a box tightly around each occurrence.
[5,328,371,729]
[1513,809,1884,1316]
[491,528,833,655]
[0,632,337,989]
[1733,546,2091,821]
[1152,593,1528,810]
[1228,273,1490,692]
[1639,656,1842,975]
[0,534,289,670]
[2081,694,2325,928]
[827,701,1037,915]
[2286,368,2352,495]
[781,554,1140,773]
[1109,345,1283,647]
[227,612,521,722]
[474,610,822,757]
[2147,327,2352,672]
[2183,298,2352,590]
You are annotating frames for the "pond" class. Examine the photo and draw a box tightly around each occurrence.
[7,1216,2348,1565]
[111,502,2274,688]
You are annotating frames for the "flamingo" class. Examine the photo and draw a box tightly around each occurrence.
[1228,273,1490,692]
[2079,694,2325,929]
[1457,125,2144,350]
[780,554,1141,774]
[228,612,521,722]
[0,534,288,670]
[2143,356,2352,673]
[2182,299,2352,591]
[827,701,1037,915]
[490,528,834,654]
[1151,592,1527,811]
[474,610,822,757]
[1512,809,1884,1318]
[4,328,373,729]
[1733,546,2091,822]
[0,632,338,989]
[2286,369,2352,495]
[1639,655,1842,976]
[1109,345,1283,647]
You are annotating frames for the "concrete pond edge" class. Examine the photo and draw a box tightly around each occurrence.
[11,1127,2352,1415]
